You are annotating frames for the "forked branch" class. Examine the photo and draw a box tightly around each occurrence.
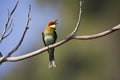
[0,0,19,43]
[5,5,31,58]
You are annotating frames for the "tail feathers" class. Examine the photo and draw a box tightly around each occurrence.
[48,60,56,68]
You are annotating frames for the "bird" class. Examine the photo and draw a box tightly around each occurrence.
[42,20,57,68]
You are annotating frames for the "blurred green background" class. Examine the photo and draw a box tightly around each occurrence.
[1,0,120,80]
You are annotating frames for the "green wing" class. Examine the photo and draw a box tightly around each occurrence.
[42,32,46,46]
[54,31,57,43]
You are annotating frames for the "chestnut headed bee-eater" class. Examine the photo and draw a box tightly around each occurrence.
[42,20,57,68]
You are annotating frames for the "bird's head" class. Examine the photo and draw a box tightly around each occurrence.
[47,20,58,30]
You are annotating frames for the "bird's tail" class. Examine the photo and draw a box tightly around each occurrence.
[48,60,56,68]
[48,48,56,68]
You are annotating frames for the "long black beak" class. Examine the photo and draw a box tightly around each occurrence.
[54,19,58,24]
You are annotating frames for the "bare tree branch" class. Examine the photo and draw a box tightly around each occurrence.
[73,24,120,40]
[0,0,120,64]
[0,23,119,62]
[0,0,19,43]
[5,5,31,58]
[0,4,31,63]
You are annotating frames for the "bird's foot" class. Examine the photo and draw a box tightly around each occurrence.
[48,60,56,68]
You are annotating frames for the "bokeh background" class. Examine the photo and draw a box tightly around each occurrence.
[0,0,120,80]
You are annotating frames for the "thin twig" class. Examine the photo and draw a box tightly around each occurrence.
[3,28,13,39]
[0,0,19,43]
[7,9,10,19]
[69,0,83,36]
[6,19,13,32]
[3,19,14,39]
[10,0,19,16]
